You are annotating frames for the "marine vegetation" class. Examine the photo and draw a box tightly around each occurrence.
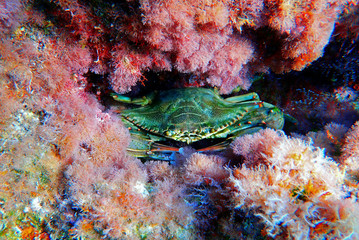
[112,88,284,160]
[0,0,358,239]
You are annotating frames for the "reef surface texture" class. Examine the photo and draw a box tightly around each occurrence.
[0,0,359,239]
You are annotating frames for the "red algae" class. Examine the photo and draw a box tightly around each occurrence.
[0,0,358,239]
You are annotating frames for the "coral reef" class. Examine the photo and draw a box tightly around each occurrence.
[25,0,354,94]
[340,122,359,201]
[230,129,359,238]
[0,0,358,239]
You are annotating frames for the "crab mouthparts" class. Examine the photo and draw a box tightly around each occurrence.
[172,132,204,144]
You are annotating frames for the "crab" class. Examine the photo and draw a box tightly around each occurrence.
[111,88,285,160]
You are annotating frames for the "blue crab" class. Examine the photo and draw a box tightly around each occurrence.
[112,88,284,160]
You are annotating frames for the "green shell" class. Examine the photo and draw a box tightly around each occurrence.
[120,88,284,144]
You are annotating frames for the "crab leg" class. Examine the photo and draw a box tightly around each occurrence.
[125,127,182,160]
[111,92,153,106]
[127,139,179,161]
[151,142,180,153]
[224,92,260,103]
[197,141,230,152]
